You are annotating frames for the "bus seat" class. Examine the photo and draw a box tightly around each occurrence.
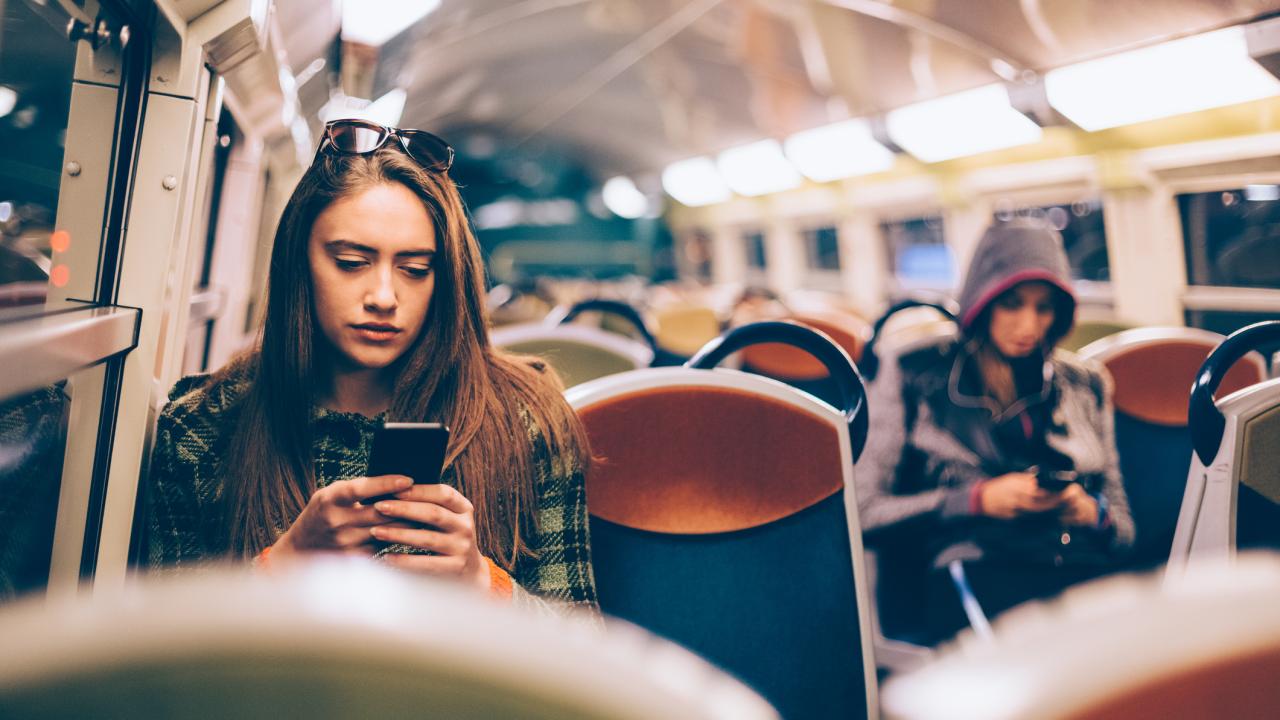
[491,299,658,388]
[653,305,722,364]
[566,322,877,720]
[0,558,777,719]
[881,554,1280,720]
[1079,327,1266,569]
[1169,322,1280,574]
[739,313,870,408]
[1060,320,1132,353]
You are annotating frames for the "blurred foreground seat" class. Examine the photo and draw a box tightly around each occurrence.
[882,553,1280,720]
[0,559,777,720]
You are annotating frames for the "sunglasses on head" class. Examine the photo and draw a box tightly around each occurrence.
[316,119,455,172]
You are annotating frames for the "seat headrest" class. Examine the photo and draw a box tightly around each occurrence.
[1105,341,1265,426]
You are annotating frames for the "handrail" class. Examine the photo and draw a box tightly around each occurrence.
[1189,320,1280,466]
[0,305,141,401]
[686,321,869,463]
[860,299,958,381]
[550,299,659,355]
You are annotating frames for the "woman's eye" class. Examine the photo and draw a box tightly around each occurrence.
[335,257,367,271]
[402,265,433,278]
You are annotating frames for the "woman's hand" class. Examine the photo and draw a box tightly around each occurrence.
[271,475,412,560]
[977,472,1061,519]
[368,484,490,592]
[1058,483,1100,527]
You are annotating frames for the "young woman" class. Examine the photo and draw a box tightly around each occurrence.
[858,218,1134,643]
[146,120,597,613]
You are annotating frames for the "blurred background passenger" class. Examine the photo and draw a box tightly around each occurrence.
[145,121,597,614]
[857,218,1134,644]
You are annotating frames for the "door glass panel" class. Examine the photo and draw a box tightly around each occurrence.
[0,0,78,310]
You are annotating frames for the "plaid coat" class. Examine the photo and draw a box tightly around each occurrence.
[145,363,598,615]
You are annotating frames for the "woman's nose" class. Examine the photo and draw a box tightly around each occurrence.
[365,267,398,311]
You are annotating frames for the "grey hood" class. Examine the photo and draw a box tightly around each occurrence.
[957,218,1076,344]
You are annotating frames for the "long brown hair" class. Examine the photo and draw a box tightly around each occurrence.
[220,148,589,568]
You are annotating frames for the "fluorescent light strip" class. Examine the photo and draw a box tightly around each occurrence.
[784,119,895,182]
[602,176,648,218]
[886,84,1043,163]
[716,140,802,197]
[1045,26,1280,131]
[342,0,441,47]
[662,157,731,207]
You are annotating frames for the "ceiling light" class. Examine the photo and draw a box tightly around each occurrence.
[784,119,895,182]
[341,0,440,47]
[0,86,15,119]
[1044,26,1280,131]
[662,157,731,207]
[320,88,407,127]
[602,176,648,219]
[716,140,802,196]
[885,84,1043,163]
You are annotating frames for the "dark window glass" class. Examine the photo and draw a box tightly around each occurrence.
[804,225,840,271]
[1185,309,1280,364]
[683,228,712,281]
[1179,188,1280,289]
[0,0,78,309]
[880,215,953,286]
[743,230,766,269]
[993,200,1109,282]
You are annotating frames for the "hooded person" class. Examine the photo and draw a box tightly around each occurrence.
[856,217,1134,645]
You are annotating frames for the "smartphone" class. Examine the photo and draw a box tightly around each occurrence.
[362,422,450,504]
[1037,469,1079,493]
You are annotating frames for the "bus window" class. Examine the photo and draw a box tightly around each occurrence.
[0,0,77,309]
[993,200,1109,282]
[880,214,954,293]
[1180,187,1280,290]
[743,229,766,270]
[803,225,840,271]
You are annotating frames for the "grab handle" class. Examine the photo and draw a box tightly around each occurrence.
[860,300,958,381]
[687,321,869,462]
[550,299,659,355]
[1189,321,1280,466]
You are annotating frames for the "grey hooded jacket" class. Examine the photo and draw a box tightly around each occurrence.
[857,220,1135,568]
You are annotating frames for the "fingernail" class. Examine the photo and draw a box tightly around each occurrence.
[371,527,385,539]
[375,502,391,512]
[397,476,413,487]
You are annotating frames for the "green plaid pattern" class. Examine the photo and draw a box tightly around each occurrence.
[0,385,69,599]
[146,366,598,613]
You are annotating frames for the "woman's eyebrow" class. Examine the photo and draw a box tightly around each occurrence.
[324,239,377,254]
[323,240,435,258]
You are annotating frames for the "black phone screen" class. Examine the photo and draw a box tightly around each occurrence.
[1037,469,1078,493]
[363,422,450,503]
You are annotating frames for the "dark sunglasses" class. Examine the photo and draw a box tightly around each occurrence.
[316,119,455,172]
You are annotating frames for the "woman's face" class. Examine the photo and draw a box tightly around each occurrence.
[988,281,1056,358]
[308,182,437,372]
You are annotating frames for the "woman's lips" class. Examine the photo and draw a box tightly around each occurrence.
[352,324,401,342]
